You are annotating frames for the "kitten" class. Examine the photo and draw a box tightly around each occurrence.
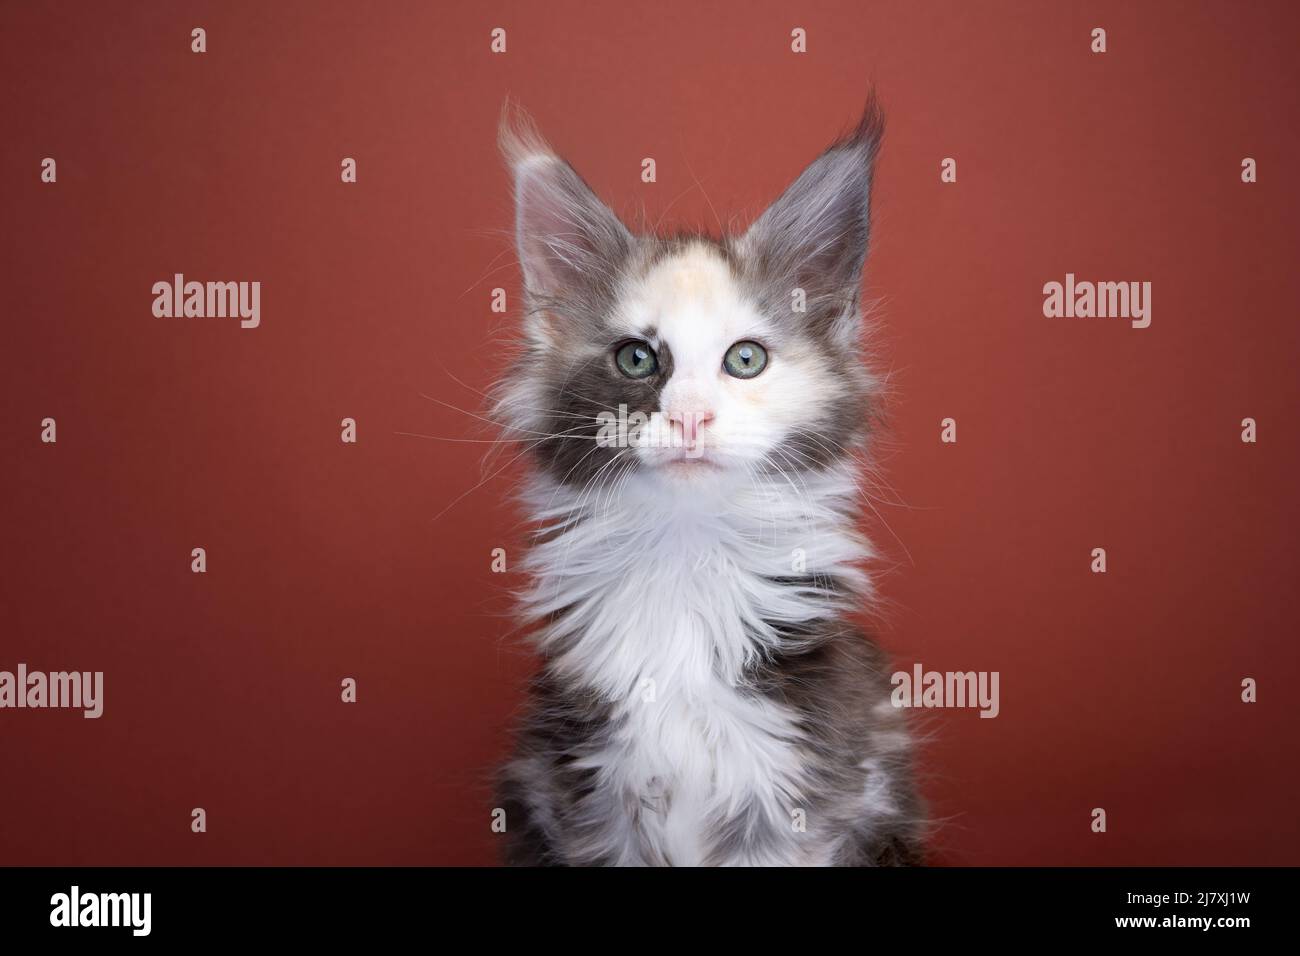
[492,97,923,866]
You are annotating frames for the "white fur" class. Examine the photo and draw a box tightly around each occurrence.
[520,459,873,865]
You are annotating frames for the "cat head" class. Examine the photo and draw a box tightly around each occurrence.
[496,99,884,498]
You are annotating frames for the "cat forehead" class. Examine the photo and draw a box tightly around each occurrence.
[612,243,767,348]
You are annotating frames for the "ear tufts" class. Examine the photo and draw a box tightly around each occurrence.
[498,97,556,172]
[835,90,885,157]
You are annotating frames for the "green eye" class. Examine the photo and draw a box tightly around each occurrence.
[723,340,768,379]
[615,340,658,379]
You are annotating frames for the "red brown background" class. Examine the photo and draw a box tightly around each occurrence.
[2,1,1297,865]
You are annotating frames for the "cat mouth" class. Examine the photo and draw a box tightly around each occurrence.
[659,452,720,471]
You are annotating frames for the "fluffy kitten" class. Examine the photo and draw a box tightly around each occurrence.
[492,98,923,866]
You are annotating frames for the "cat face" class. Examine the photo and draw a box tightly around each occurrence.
[496,101,884,494]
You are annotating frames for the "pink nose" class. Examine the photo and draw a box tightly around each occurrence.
[668,408,715,446]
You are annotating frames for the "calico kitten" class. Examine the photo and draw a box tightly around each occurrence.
[492,98,923,866]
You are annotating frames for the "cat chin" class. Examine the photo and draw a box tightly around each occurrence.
[637,451,731,478]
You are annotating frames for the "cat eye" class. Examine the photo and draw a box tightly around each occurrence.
[723,340,768,379]
[614,340,659,379]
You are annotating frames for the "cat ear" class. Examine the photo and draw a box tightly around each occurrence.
[499,103,632,315]
[739,97,883,341]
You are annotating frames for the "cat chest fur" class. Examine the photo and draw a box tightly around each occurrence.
[577,614,815,866]
[521,480,866,865]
